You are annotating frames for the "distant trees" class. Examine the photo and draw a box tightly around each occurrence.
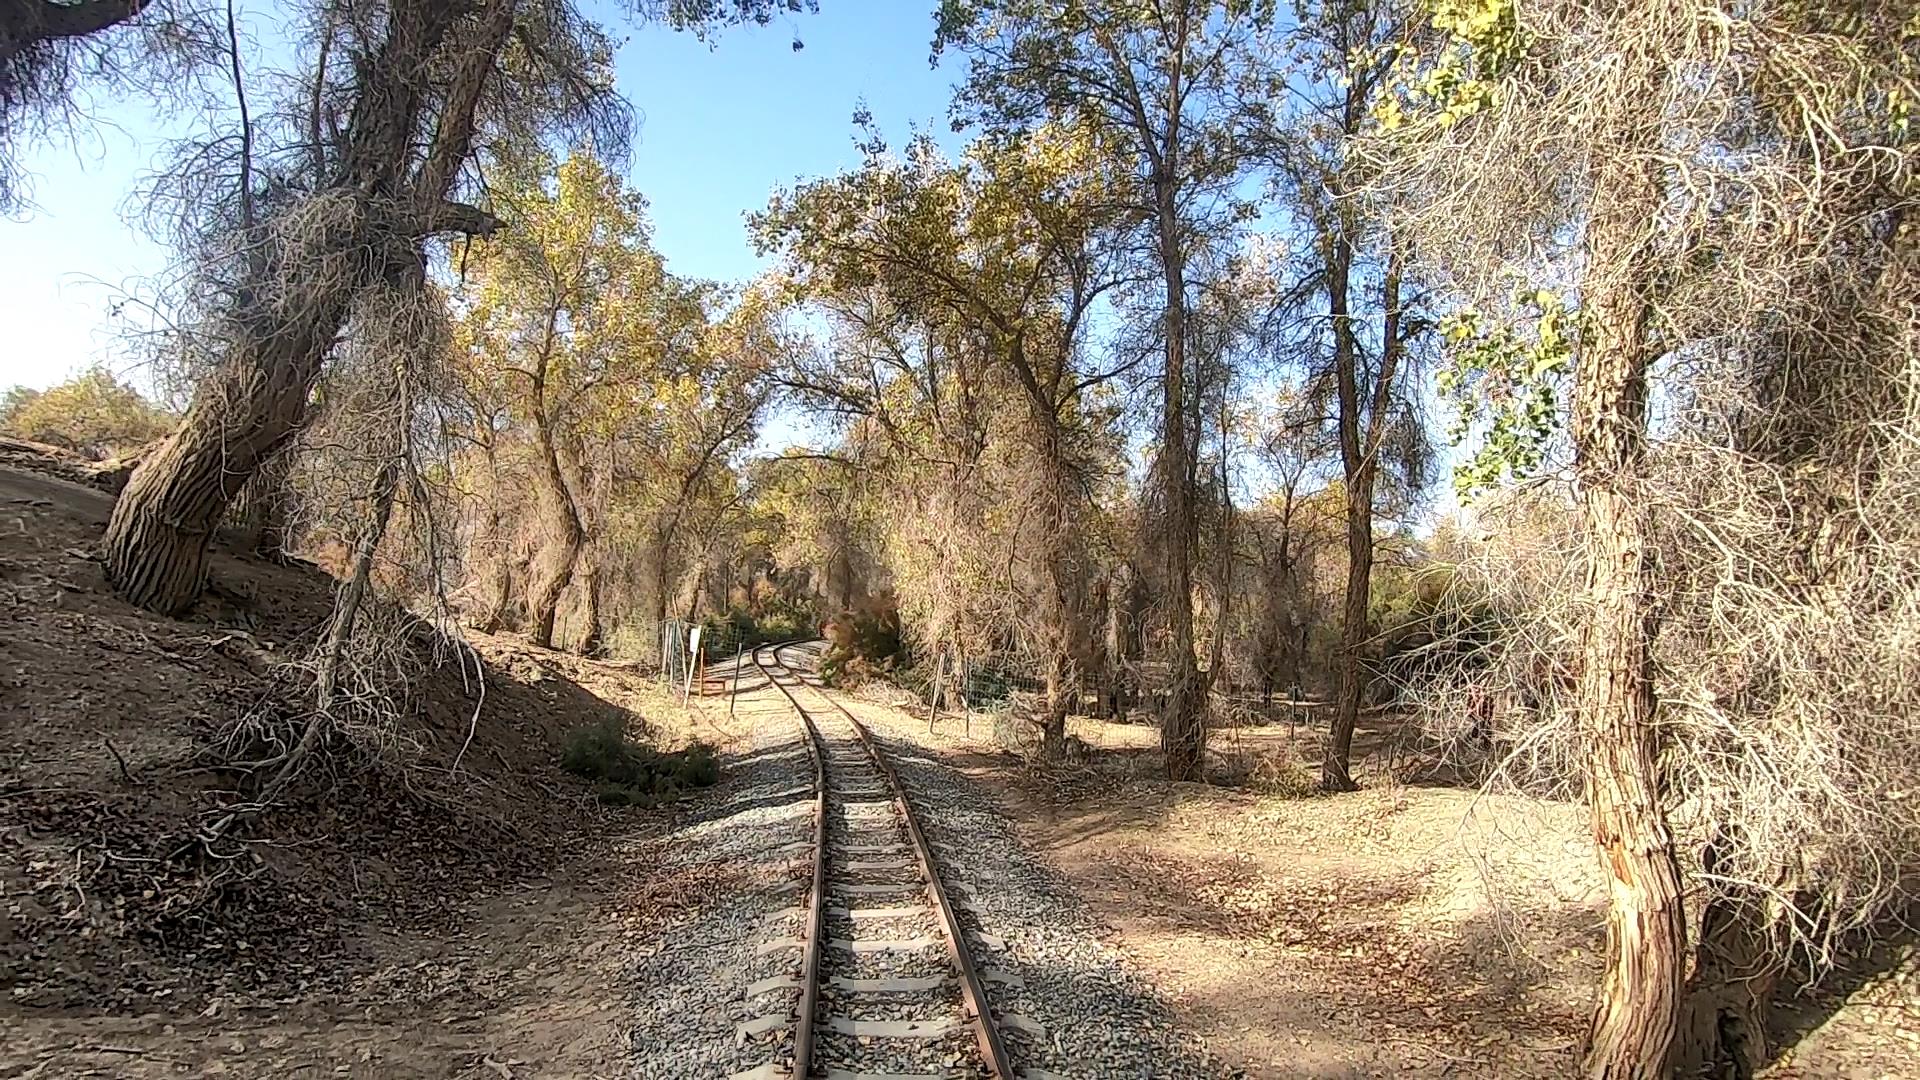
[754,123,1129,757]
[451,150,684,648]
[448,148,781,654]
[1,368,174,457]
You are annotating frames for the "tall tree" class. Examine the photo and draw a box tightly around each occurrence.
[934,0,1267,779]
[103,0,813,616]
[754,124,1129,756]
[1365,0,1917,1070]
[1251,0,1427,790]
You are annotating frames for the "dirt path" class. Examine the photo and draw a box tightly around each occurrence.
[0,672,783,1080]
[0,463,779,1079]
[826,684,1608,1079]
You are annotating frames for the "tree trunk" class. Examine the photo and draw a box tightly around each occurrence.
[1155,178,1205,782]
[524,303,586,649]
[1574,170,1688,1077]
[1029,409,1078,760]
[106,301,352,613]
[1322,223,1372,791]
[525,426,583,649]
[1324,503,1371,790]
[573,556,603,656]
[236,448,294,560]
[1577,474,1686,1079]
[1674,838,1785,1079]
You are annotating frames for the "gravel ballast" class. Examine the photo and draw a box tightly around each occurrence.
[625,711,813,1079]
[626,653,1237,1079]
[873,732,1237,1080]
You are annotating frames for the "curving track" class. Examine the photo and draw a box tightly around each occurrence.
[732,642,1020,1080]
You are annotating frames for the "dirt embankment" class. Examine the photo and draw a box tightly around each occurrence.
[0,462,708,1077]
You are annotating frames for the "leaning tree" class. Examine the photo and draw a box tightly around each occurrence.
[103,0,815,615]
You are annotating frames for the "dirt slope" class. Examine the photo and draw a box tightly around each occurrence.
[0,462,701,1077]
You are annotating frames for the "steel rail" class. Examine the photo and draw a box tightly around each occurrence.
[752,643,828,1080]
[770,642,1017,1080]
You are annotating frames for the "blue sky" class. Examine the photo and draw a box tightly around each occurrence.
[0,0,962,395]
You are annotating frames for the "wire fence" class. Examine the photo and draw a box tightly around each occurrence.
[895,647,1335,746]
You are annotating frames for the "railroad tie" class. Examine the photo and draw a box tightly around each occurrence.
[837,882,922,895]
[826,904,922,919]
[827,973,953,994]
[758,904,806,927]
[996,1012,1047,1039]
[967,930,1008,951]
[744,973,804,996]
[821,1015,958,1039]
[826,934,939,953]
[734,1012,789,1046]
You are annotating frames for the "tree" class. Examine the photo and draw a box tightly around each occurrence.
[1368,0,1918,1071]
[1,367,175,457]
[754,122,1129,757]
[1248,0,1429,790]
[452,150,689,648]
[103,0,812,617]
[935,0,1268,779]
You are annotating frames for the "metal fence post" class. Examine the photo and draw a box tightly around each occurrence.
[928,649,946,732]
[730,644,743,718]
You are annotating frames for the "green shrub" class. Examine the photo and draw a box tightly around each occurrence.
[560,718,720,806]
[696,603,818,658]
[2,369,175,459]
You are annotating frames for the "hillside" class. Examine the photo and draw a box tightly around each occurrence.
[0,460,703,1076]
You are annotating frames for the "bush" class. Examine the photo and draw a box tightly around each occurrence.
[1212,745,1320,798]
[696,602,818,659]
[819,608,904,687]
[560,718,719,806]
[1,369,175,459]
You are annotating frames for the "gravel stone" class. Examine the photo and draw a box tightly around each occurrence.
[628,646,1239,1079]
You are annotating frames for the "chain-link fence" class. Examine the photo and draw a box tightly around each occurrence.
[885,646,1333,751]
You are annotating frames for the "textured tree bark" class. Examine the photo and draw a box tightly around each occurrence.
[1577,474,1687,1080]
[105,288,356,614]
[0,0,150,63]
[572,557,603,656]
[524,425,583,650]
[1322,231,1402,791]
[1155,168,1205,782]
[1028,409,1077,760]
[236,449,294,560]
[1323,220,1368,791]
[102,0,502,615]
[1675,865,1781,1079]
[1574,162,1688,1077]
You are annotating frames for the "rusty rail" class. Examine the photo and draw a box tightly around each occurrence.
[753,644,828,1079]
[763,641,1016,1079]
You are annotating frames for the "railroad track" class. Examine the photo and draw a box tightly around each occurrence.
[732,641,1026,1080]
